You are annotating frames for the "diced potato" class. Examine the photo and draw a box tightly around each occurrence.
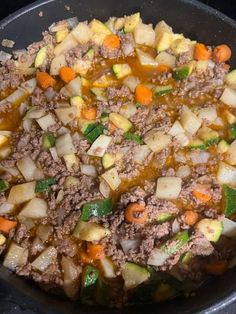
[114,17,125,31]
[55,107,77,125]
[18,198,48,219]
[136,48,158,67]
[133,145,151,165]
[217,140,229,154]
[34,46,48,68]
[224,109,236,124]
[63,153,80,171]
[54,33,78,56]
[87,135,112,157]
[134,23,155,47]
[90,19,112,35]
[217,161,236,186]
[195,60,209,73]
[109,113,132,132]
[16,156,38,181]
[101,167,121,190]
[71,22,92,44]
[0,234,6,245]
[220,87,236,108]
[168,121,185,136]
[156,32,183,52]
[155,51,176,68]
[70,96,85,118]
[63,76,82,97]
[226,69,236,88]
[180,106,202,135]
[8,181,36,205]
[50,54,66,75]
[198,107,217,123]
[174,133,190,147]
[3,242,28,270]
[122,76,140,92]
[119,103,137,119]
[144,130,171,153]
[73,221,110,241]
[21,78,37,94]
[56,133,76,157]
[37,114,56,131]
[227,140,236,165]
[72,59,91,76]
[156,177,182,199]
[155,20,173,42]
[31,246,57,272]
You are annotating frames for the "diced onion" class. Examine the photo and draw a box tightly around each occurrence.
[156,177,182,200]
[37,114,56,131]
[23,119,32,132]
[222,217,236,238]
[18,198,48,219]
[99,256,116,278]
[176,165,191,178]
[36,224,53,242]
[172,219,180,233]
[217,162,236,186]
[101,167,121,191]
[122,76,140,92]
[31,246,57,272]
[99,179,111,198]
[16,156,41,181]
[80,164,97,177]
[49,147,59,161]
[8,181,36,205]
[189,151,210,165]
[0,202,15,215]
[56,133,76,157]
[119,238,141,254]
[133,145,151,165]
[147,248,169,266]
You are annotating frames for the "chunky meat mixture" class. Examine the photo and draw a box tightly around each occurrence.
[0,13,236,307]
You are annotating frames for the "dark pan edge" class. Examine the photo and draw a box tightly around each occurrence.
[0,0,236,313]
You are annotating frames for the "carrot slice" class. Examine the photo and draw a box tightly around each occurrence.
[108,122,117,134]
[194,43,211,61]
[125,203,148,224]
[135,84,153,106]
[0,217,17,233]
[213,44,231,63]
[78,248,93,264]
[87,243,105,260]
[81,107,97,120]
[193,189,212,202]
[184,210,199,226]
[103,34,121,49]
[36,72,56,89]
[59,66,76,83]
[205,260,228,275]
[157,64,171,73]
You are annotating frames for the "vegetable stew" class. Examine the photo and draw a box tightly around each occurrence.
[0,12,236,307]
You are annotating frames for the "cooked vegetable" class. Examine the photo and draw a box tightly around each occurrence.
[87,243,105,260]
[37,114,56,131]
[42,132,56,150]
[220,87,236,108]
[173,64,193,80]
[73,221,110,241]
[99,256,116,278]
[93,74,116,88]
[90,87,106,100]
[35,178,56,193]
[17,156,41,181]
[133,145,151,165]
[194,43,211,61]
[35,46,48,68]
[59,66,76,83]
[0,217,17,233]
[226,69,236,88]
[193,187,212,202]
[122,262,150,289]
[71,22,92,44]
[196,219,222,242]
[55,133,76,157]
[184,210,199,225]
[188,139,206,150]
[85,124,104,143]
[81,265,99,299]
[156,177,182,200]
[229,123,236,140]
[124,203,148,224]
[122,76,140,92]
[217,161,236,186]
[147,248,169,266]
[80,198,112,221]
[36,72,56,89]
[181,105,202,135]
[205,261,228,275]
[18,198,48,219]
[80,164,97,177]
[109,113,132,132]
[222,217,236,238]
[156,213,173,223]
[217,140,229,154]
[3,242,28,270]
[0,179,9,192]
[101,167,121,191]
[31,246,57,271]
[112,63,132,79]
[155,51,176,68]
[213,44,231,63]
[144,130,171,153]
[124,12,140,33]
[61,76,82,97]
[133,23,155,47]
[8,181,36,205]
[103,34,120,49]
[223,185,236,217]
[87,134,112,157]
[135,84,153,106]
[61,256,79,299]
[135,48,158,67]
[154,85,173,97]
[161,231,190,255]
[124,132,143,144]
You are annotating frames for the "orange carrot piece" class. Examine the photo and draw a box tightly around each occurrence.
[87,243,105,260]
[78,248,93,264]
[81,107,97,120]
[103,34,121,49]
[157,64,171,73]
[125,203,148,224]
[59,66,76,83]
[213,44,232,63]
[135,84,153,106]
[108,122,117,134]
[194,43,211,61]
[205,260,228,275]
[0,217,17,233]
[193,189,212,202]
[184,210,199,226]
[36,72,56,89]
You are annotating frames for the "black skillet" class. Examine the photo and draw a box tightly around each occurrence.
[1,0,236,313]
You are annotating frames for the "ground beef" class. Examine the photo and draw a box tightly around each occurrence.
[120,33,135,56]
[13,224,30,248]
[0,59,24,91]
[106,85,133,101]
[65,44,90,67]
[176,51,193,66]
[190,231,214,256]
[55,237,78,257]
